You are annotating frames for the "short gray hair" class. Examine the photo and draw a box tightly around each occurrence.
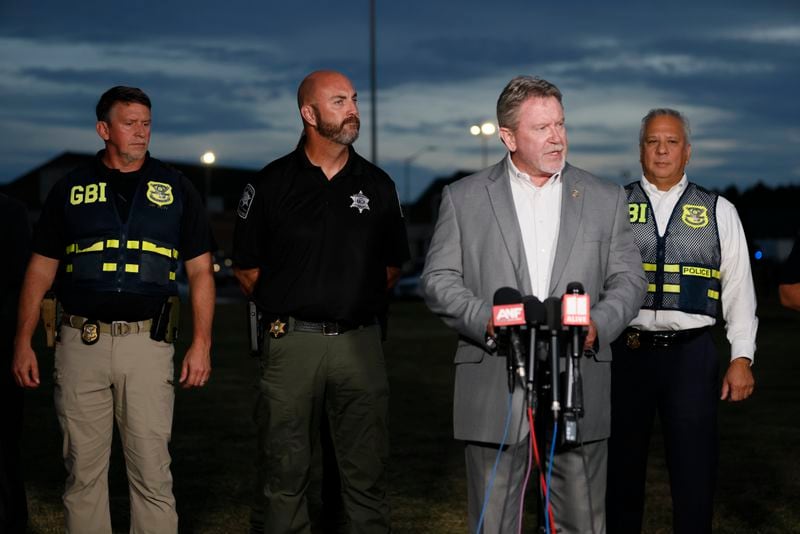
[639,108,691,146]
[496,76,563,130]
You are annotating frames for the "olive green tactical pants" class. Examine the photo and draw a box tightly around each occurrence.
[254,323,391,533]
[54,325,177,534]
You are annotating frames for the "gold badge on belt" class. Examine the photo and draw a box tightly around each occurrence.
[269,318,287,339]
[625,331,641,349]
[81,321,100,345]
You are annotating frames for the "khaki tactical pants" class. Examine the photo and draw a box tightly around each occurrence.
[54,325,177,534]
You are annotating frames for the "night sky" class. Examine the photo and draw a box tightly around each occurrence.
[1,0,797,201]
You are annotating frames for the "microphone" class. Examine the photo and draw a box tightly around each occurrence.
[543,297,562,416]
[562,282,590,360]
[493,287,527,392]
[522,296,546,406]
[561,282,590,442]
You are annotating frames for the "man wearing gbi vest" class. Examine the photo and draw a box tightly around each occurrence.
[606,108,757,534]
[12,86,215,533]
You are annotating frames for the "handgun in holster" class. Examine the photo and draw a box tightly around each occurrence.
[248,300,265,357]
[40,291,58,348]
[151,296,180,343]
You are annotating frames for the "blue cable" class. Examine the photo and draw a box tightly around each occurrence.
[544,421,558,534]
[475,392,514,534]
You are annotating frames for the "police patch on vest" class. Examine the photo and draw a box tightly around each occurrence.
[238,183,255,219]
[350,190,370,213]
[146,182,174,207]
[681,204,708,228]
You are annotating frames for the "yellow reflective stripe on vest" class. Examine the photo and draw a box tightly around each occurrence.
[712,269,720,279]
[141,241,176,258]
[127,240,140,249]
[643,263,657,272]
[169,272,176,281]
[663,264,680,273]
[647,283,656,293]
[66,241,104,254]
[663,284,680,293]
[102,262,117,272]
[106,239,120,248]
[66,264,73,273]
[125,264,139,273]
[708,289,720,300]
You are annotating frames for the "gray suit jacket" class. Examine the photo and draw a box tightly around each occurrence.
[421,159,646,444]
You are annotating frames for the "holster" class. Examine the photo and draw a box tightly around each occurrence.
[150,296,180,343]
[248,301,265,357]
[40,291,58,348]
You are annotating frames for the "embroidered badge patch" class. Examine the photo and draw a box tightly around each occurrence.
[681,204,708,228]
[146,181,173,207]
[238,183,256,219]
[350,190,370,213]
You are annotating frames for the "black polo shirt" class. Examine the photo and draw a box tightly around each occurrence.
[33,152,214,321]
[233,144,410,323]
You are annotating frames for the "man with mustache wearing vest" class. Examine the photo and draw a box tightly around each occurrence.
[606,108,757,534]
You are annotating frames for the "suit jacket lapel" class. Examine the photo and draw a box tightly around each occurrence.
[549,164,584,295]
[486,159,532,295]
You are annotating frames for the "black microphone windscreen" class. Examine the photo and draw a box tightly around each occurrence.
[544,297,562,330]
[494,286,522,305]
[523,296,546,324]
[565,281,585,294]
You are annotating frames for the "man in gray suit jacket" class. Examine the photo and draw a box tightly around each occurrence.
[421,76,646,533]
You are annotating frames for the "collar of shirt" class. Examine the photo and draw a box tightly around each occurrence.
[506,153,562,299]
[640,173,689,235]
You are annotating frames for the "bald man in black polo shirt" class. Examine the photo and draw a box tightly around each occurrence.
[233,70,409,534]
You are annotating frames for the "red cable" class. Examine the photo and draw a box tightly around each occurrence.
[529,407,556,533]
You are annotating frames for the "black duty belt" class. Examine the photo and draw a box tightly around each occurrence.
[623,326,710,349]
[293,318,373,336]
[62,314,153,345]
[266,316,374,338]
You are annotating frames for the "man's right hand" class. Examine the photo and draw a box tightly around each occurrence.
[13,345,40,388]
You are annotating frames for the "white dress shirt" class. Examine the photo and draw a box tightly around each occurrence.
[629,174,758,362]
[507,154,563,301]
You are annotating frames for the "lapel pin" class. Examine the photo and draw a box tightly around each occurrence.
[571,189,580,198]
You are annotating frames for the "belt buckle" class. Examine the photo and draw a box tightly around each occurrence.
[111,321,131,337]
[322,322,340,336]
[652,334,672,348]
[625,331,641,349]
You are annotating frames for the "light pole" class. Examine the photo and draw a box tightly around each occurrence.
[470,121,496,168]
[201,151,216,205]
[402,145,436,205]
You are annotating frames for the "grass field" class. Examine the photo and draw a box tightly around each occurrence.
[19,297,800,533]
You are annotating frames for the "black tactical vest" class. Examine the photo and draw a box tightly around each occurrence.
[60,160,183,296]
[626,181,721,317]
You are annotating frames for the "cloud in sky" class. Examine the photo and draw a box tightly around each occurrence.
[1,0,798,202]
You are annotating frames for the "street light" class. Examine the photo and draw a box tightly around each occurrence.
[402,145,436,205]
[201,151,216,205]
[470,121,496,168]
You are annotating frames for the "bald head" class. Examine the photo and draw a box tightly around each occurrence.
[297,70,353,109]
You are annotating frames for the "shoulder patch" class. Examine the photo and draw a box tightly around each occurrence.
[238,183,256,219]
